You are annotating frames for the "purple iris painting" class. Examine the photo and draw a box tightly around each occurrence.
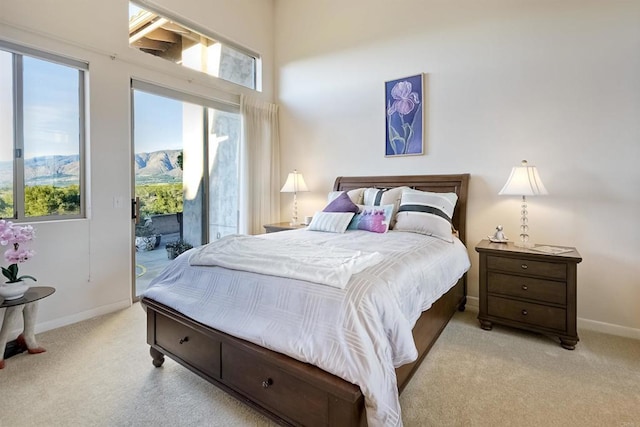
[385,74,424,156]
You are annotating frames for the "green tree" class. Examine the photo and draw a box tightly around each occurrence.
[0,189,13,218]
[136,183,183,217]
[25,185,80,217]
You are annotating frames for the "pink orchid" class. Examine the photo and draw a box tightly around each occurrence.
[0,222,37,283]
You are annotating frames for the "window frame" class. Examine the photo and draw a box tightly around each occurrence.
[129,0,261,91]
[0,40,88,222]
[131,78,241,244]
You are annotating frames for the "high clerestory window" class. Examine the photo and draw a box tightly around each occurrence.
[0,41,87,221]
[129,2,259,90]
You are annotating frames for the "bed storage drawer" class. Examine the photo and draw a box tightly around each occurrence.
[221,344,328,427]
[154,313,221,379]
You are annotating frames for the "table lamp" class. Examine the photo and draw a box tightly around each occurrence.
[280,170,309,225]
[499,160,548,247]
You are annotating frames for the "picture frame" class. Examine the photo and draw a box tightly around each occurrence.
[385,73,424,157]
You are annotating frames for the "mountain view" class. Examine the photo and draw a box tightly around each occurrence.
[134,149,183,184]
[0,149,183,187]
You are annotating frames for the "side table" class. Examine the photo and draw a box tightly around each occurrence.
[0,286,55,368]
[475,240,581,350]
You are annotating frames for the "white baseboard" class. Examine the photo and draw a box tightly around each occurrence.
[462,296,639,340]
[33,299,132,335]
[465,296,479,312]
[577,318,640,340]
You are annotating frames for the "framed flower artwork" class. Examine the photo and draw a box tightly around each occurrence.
[385,73,424,157]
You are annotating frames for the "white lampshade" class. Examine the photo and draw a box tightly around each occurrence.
[280,170,309,193]
[499,160,547,248]
[499,160,548,196]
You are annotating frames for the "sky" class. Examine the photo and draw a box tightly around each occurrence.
[133,91,183,153]
[0,3,230,163]
[0,49,183,162]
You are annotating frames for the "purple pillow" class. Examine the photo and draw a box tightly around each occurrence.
[323,191,360,213]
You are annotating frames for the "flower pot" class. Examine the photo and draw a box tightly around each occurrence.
[0,280,29,301]
[166,246,178,260]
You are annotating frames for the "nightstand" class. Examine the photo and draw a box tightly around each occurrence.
[263,222,307,233]
[475,240,582,350]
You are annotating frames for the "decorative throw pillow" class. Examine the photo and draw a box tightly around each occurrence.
[308,212,355,233]
[393,189,458,242]
[323,191,360,213]
[362,186,409,228]
[327,188,365,205]
[348,204,394,233]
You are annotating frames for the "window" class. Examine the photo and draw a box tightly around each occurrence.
[129,2,259,90]
[0,41,87,220]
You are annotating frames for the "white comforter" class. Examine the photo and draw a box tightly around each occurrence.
[144,229,471,427]
[188,234,384,289]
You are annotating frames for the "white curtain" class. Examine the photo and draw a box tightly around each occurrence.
[239,94,281,235]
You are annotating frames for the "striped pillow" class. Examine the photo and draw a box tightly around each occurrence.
[362,186,408,228]
[393,189,458,242]
[308,212,355,233]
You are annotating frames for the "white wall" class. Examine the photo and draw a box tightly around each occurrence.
[275,0,640,337]
[0,0,274,331]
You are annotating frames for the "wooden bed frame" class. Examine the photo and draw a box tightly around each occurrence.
[142,173,470,426]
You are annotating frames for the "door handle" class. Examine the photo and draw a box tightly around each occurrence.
[132,197,140,224]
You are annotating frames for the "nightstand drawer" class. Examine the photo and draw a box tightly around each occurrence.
[488,272,566,305]
[488,296,566,331]
[487,255,566,280]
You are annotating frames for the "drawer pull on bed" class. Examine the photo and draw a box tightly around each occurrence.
[521,309,528,316]
[521,285,528,291]
[521,264,528,270]
[179,336,189,344]
[262,378,274,389]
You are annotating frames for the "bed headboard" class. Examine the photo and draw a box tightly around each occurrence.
[333,174,470,244]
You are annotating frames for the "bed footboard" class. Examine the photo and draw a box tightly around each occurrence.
[142,277,464,426]
[143,297,366,427]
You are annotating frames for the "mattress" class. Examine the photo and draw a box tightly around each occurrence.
[144,229,471,427]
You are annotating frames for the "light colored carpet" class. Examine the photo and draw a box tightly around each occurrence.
[1,303,638,426]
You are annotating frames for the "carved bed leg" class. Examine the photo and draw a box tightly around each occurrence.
[457,296,467,312]
[150,346,165,367]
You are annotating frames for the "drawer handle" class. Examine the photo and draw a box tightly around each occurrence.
[262,378,274,389]
[179,336,189,344]
[521,285,528,291]
[521,264,528,270]
[521,309,528,316]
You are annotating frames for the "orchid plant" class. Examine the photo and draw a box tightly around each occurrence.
[0,220,37,283]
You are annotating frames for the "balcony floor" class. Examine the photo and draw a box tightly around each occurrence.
[135,232,180,297]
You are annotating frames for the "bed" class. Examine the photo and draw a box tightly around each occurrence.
[141,173,470,427]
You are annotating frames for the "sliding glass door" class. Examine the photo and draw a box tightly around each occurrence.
[131,82,239,298]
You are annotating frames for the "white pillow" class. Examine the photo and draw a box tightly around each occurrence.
[393,189,458,242]
[308,212,355,233]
